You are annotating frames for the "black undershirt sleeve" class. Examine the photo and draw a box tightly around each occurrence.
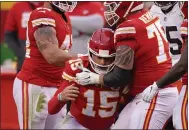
[103,65,132,89]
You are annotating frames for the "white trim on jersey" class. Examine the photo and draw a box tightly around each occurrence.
[180,27,188,35]
[60,35,72,50]
[115,27,136,36]
[62,72,75,81]
[32,18,56,27]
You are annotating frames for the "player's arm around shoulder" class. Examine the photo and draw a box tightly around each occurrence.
[99,25,136,88]
[113,23,136,70]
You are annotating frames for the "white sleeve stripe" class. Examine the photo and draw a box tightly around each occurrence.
[180,27,188,35]
[32,18,55,27]
[115,27,136,35]
[116,27,135,32]
[181,31,188,35]
[32,22,56,27]
[181,27,187,31]
[60,35,71,50]
[32,18,55,23]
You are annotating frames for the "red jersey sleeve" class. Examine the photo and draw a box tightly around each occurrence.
[48,80,68,115]
[29,8,57,31]
[62,58,84,81]
[48,58,84,114]
[114,22,139,51]
[4,3,18,31]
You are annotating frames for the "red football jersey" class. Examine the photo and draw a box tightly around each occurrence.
[49,56,124,130]
[4,2,43,40]
[180,19,188,86]
[114,10,173,96]
[17,7,72,87]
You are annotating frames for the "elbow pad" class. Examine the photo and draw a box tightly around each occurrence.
[103,66,132,89]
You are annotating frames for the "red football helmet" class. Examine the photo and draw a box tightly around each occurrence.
[88,28,116,74]
[104,1,143,26]
[51,1,77,12]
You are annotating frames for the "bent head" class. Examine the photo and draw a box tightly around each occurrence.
[88,28,116,74]
[104,1,143,26]
[50,1,77,12]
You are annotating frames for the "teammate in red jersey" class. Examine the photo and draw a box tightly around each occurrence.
[143,19,188,130]
[48,28,128,129]
[75,2,179,129]
[13,2,77,129]
[4,2,43,72]
[143,3,188,129]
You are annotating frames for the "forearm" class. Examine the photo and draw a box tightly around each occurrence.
[157,65,187,88]
[157,44,188,88]
[100,45,134,88]
[48,95,66,115]
[49,49,77,66]
[157,69,186,88]
[34,26,77,67]
[48,81,67,115]
[100,65,132,89]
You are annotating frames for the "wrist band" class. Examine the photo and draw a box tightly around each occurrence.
[57,93,62,101]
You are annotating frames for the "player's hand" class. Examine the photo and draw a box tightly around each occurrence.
[142,82,160,102]
[75,68,100,85]
[58,84,79,102]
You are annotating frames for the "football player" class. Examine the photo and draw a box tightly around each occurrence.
[150,2,185,66]
[143,11,188,129]
[75,2,179,129]
[48,28,127,129]
[13,1,77,129]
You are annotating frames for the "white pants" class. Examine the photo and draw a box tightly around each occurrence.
[13,78,67,129]
[112,87,178,129]
[54,112,87,129]
[173,85,188,129]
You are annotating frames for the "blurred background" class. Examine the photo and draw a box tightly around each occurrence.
[1,2,17,73]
